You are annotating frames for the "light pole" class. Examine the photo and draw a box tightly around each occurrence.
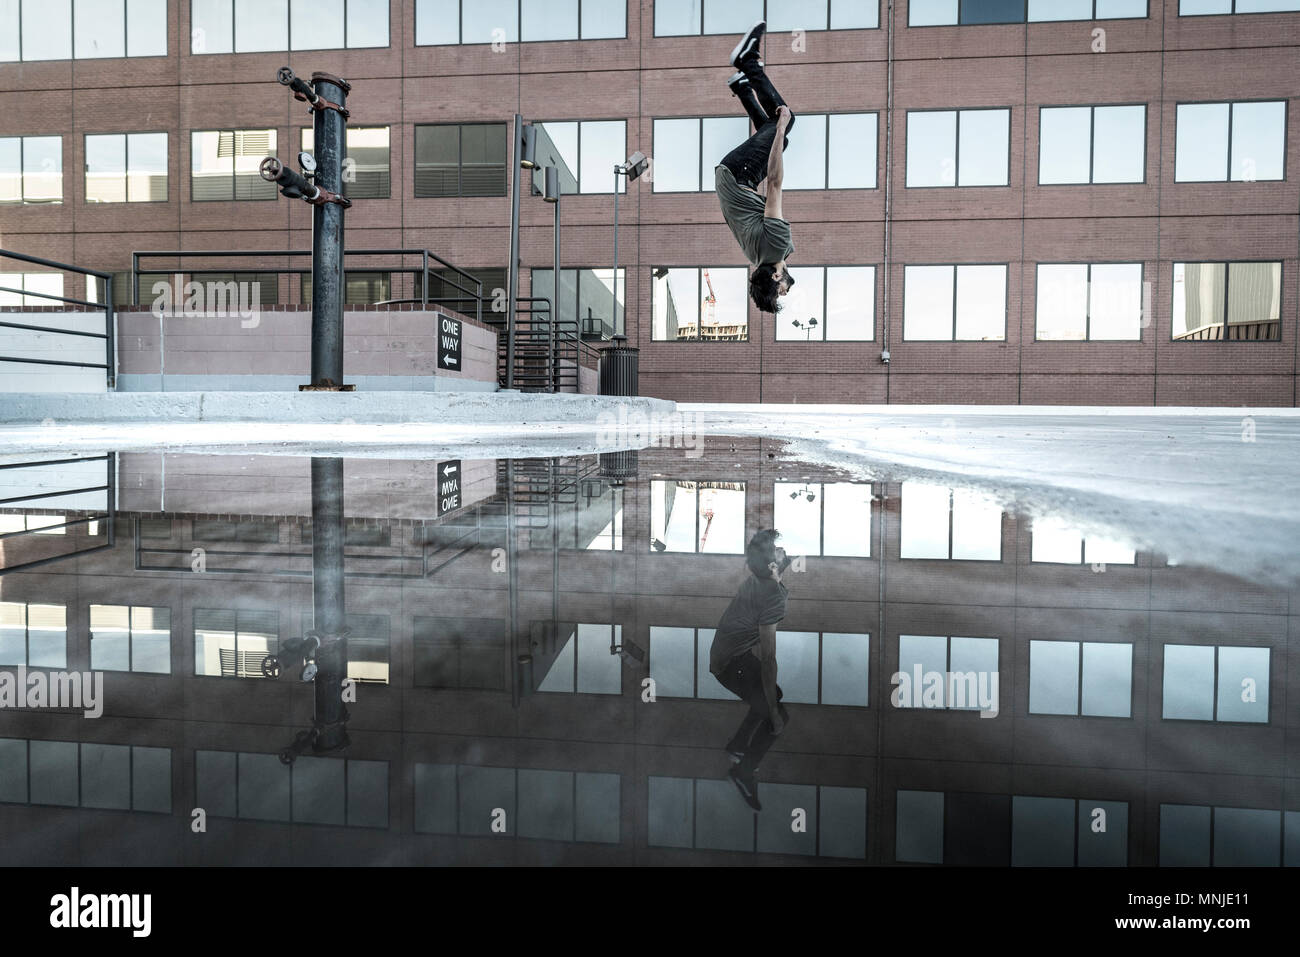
[505,116,538,389]
[544,166,561,390]
[610,151,648,341]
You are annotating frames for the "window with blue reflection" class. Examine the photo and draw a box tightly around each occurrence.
[1176,101,1285,181]
[1029,640,1132,717]
[1163,644,1269,722]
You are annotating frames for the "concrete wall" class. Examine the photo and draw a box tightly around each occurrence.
[114,306,499,392]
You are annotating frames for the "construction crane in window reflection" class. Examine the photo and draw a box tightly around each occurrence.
[702,268,716,331]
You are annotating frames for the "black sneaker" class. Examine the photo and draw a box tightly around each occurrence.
[728,766,762,811]
[726,70,750,94]
[725,745,745,763]
[729,20,766,68]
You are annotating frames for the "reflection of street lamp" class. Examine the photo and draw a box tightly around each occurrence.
[610,151,648,338]
[792,317,819,340]
[790,484,817,503]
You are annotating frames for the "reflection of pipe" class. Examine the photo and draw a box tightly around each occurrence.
[310,456,350,753]
[506,459,521,706]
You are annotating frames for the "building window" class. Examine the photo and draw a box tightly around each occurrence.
[774,265,875,340]
[1162,644,1270,723]
[413,616,508,690]
[531,267,626,337]
[1012,796,1129,866]
[1035,263,1143,340]
[0,0,167,61]
[1029,640,1133,717]
[900,481,1003,559]
[651,775,867,857]
[906,108,1010,187]
[89,604,171,674]
[655,114,877,192]
[903,264,1007,340]
[652,117,750,192]
[1161,805,1296,868]
[414,123,507,198]
[655,0,878,35]
[416,0,628,43]
[1030,516,1136,564]
[530,120,626,194]
[0,273,65,307]
[190,129,278,201]
[301,611,389,684]
[0,602,66,667]
[193,608,279,678]
[0,739,171,812]
[301,272,391,305]
[650,480,746,553]
[1172,261,1282,341]
[301,127,391,199]
[190,0,388,54]
[416,763,621,842]
[1038,105,1145,184]
[1175,101,1287,182]
[773,481,872,556]
[910,0,1148,25]
[1180,0,1300,14]
[196,749,388,827]
[651,267,749,340]
[896,635,1000,710]
[84,132,168,203]
[537,623,623,694]
[0,135,63,204]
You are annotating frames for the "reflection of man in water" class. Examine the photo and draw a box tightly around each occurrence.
[710,529,791,811]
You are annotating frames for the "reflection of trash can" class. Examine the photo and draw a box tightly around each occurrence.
[599,335,639,396]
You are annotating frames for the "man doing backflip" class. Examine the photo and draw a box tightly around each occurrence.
[716,20,796,315]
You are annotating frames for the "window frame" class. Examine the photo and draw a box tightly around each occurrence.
[1169,259,1285,344]
[413,122,509,199]
[300,125,392,200]
[1160,643,1272,725]
[89,603,173,674]
[1172,99,1289,183]
[1033,261,1146,342]
[650,266,752,342]
[1027,638,1135,718]
[1179,0,1300,15]
[898,482,1005,562]
[2,0,169,62]
[907,0,1150,26]
[1036,103,1148,186]
[652,0,881,36]
[648,478,748,554]
[905,106,1012,188]
[414,0,630,44]
[773,264,878,342]
[189,0,389,54]
[83,130,169,204]
[0,134,65,205]
[901,262,1010,342]
[189,127,279,203]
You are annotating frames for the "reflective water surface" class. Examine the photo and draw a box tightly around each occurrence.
[0,438,1296,866]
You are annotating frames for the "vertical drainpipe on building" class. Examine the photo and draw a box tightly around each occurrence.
[882,0,895,404]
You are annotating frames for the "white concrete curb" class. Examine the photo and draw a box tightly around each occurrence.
[0,391,676,425]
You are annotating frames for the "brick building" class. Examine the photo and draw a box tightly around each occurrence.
[2,1,1298,404]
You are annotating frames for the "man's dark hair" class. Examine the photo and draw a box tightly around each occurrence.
[749,264,783,314]
[746,528,788,579]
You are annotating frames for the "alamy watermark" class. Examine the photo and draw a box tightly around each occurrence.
[891,664,999,718]
[596,405,704,457]
[151,274,261,328]
[0,667,103,718]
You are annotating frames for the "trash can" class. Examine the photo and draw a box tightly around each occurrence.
[599,335,639,396]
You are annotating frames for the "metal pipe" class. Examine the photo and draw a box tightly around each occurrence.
[505,114,524,389]
[309,73,350,388]
[611,165,620,341]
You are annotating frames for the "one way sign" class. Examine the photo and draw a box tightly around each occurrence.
[436,460,461,516]
[437,314,462,371]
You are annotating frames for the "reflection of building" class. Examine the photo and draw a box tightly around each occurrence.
[0,446,1296,865]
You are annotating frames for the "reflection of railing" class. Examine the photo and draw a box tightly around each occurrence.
[0,454,116,573]
[0,249,115,388]
[1174,320,1280,341]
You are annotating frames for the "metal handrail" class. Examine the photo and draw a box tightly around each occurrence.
[0,248,115,387]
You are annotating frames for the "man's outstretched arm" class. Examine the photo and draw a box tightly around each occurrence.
[764,106,791,220]
[757,622,783,733]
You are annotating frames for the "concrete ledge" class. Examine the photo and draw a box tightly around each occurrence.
[0,391,676,425]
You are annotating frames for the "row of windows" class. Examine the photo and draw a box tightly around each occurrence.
[0,598,1276,723]
[6,0,1299,63]
[650,260,1281,342]
[0,104,1285,212]
[0,101,1286,208]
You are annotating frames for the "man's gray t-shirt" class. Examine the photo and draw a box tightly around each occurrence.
[709,575,788,674]
[715,164,794,267]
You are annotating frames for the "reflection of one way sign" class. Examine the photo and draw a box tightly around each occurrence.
[436,460,461,517]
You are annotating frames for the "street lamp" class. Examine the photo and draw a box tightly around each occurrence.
[544,166,561,390]
[609,151,648,341]
[505,114,537,389]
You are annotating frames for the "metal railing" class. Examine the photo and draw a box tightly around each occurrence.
[0,249,115,389]
[0,454,117,573]
[496,296,597,393]
[131,248,485,328]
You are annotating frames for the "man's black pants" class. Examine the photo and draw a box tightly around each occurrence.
[719,60,795,190]
[714,650,788,774]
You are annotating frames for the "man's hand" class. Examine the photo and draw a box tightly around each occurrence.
[775,105,792,129]
[769,708,786,735]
